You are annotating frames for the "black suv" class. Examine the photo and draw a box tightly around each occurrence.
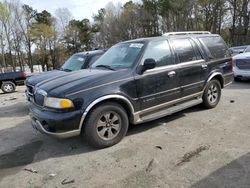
[28,32,233,148]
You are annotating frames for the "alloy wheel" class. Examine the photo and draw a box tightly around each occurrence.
[96,111,121,140]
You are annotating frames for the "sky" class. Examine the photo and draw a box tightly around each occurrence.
[20,0,130,20]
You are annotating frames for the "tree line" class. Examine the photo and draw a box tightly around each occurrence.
[0,0,249,72]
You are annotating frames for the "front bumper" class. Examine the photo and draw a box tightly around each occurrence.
[29,103,82,138]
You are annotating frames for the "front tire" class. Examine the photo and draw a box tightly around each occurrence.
[202,79,221,109]
[83,102,129,148]
[1,81,16,93]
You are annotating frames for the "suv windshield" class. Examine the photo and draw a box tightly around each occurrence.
[61,55,86,71]
[92,43,144,70]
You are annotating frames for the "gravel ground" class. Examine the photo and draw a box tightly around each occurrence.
[0,81,250,188]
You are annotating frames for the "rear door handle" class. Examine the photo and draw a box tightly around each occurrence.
[168,71,176,78]
[201,64,208,70]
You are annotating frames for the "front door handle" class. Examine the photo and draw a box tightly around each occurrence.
[168,71,176,78]
[201,64,208,70]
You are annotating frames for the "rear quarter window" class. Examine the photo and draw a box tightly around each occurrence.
[198,36,230,59]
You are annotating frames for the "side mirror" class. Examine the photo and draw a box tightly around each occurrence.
[137,58,156,75]
[143,58,156,70]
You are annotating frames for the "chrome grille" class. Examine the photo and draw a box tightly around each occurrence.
[34,93,45,106]
[26,85,34,96]
[34,88,47,106]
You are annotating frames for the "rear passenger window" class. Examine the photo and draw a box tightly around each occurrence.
[172,39,198,63]
[143,40,174,67]
[198,36,229,58]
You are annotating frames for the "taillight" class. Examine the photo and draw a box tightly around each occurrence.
[21,71,26,78]
[229,58,235,70]
[232,58,236,68]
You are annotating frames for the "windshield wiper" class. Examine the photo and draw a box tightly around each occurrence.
[61,68,72,72]
[95,65,115,71]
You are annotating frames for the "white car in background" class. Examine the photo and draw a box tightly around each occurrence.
[233,49,250,81]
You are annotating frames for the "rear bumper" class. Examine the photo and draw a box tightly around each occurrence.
[223,72,234,87]
[233,68,250,79]
[29,103,82,138]
[15,79,26,85]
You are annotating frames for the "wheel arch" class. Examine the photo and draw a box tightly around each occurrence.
[206,72,224,89]
[79,95,135,131]
[1,80,17,85]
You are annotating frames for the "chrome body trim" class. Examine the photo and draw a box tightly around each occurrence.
[223,72,234,77]
[202,72,224,92]
[224,81,233,87]
[181,80,205,89]
[78,95,135,130]
[145,59,205,74]
[26,84,35,96]
[134,91,203,124]
[207,72,223,83]
[140,80,205,100]
[31,117,80,138]
[34,88,48,96]
[140,88,180,99]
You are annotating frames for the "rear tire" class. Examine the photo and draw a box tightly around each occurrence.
[83,102,129,148]
[1,81,16,93]
[202,79,221,109]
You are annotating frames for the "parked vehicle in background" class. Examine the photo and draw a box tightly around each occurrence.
[233,52,250,81]
[0,71,26,93]
[243,45,250,53]
[29,31,233,148]
[230,45,248,56]
[25,49,105,100]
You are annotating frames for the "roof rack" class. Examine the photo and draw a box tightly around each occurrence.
[163,31,211,36]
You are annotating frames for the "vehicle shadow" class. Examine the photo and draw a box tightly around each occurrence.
[0,91,18,95]
[0,119,94,168]
[191,153,250,188]
[226,80,250,90]
[128,105,203,136]
[0,104,204,179]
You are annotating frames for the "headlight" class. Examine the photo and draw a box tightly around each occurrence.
[44,97,74,109]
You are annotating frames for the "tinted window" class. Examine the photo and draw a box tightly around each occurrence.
[143,40,174,67]
[199,36,229,58]
[172,39,198,63]
[61,55,86,71]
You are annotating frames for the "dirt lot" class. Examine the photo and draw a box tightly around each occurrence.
[0,82,250,188]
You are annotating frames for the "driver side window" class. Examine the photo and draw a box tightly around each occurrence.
[143,40,174,67]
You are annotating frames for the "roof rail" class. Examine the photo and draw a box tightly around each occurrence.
[163,31,211,36]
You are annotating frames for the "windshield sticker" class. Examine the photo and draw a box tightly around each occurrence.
[77,57,84,61]
[129,43,144,48]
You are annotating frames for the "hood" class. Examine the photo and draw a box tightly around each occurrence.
[233,52,250,59]
[26,70,68,86]
[36,69,133,97]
